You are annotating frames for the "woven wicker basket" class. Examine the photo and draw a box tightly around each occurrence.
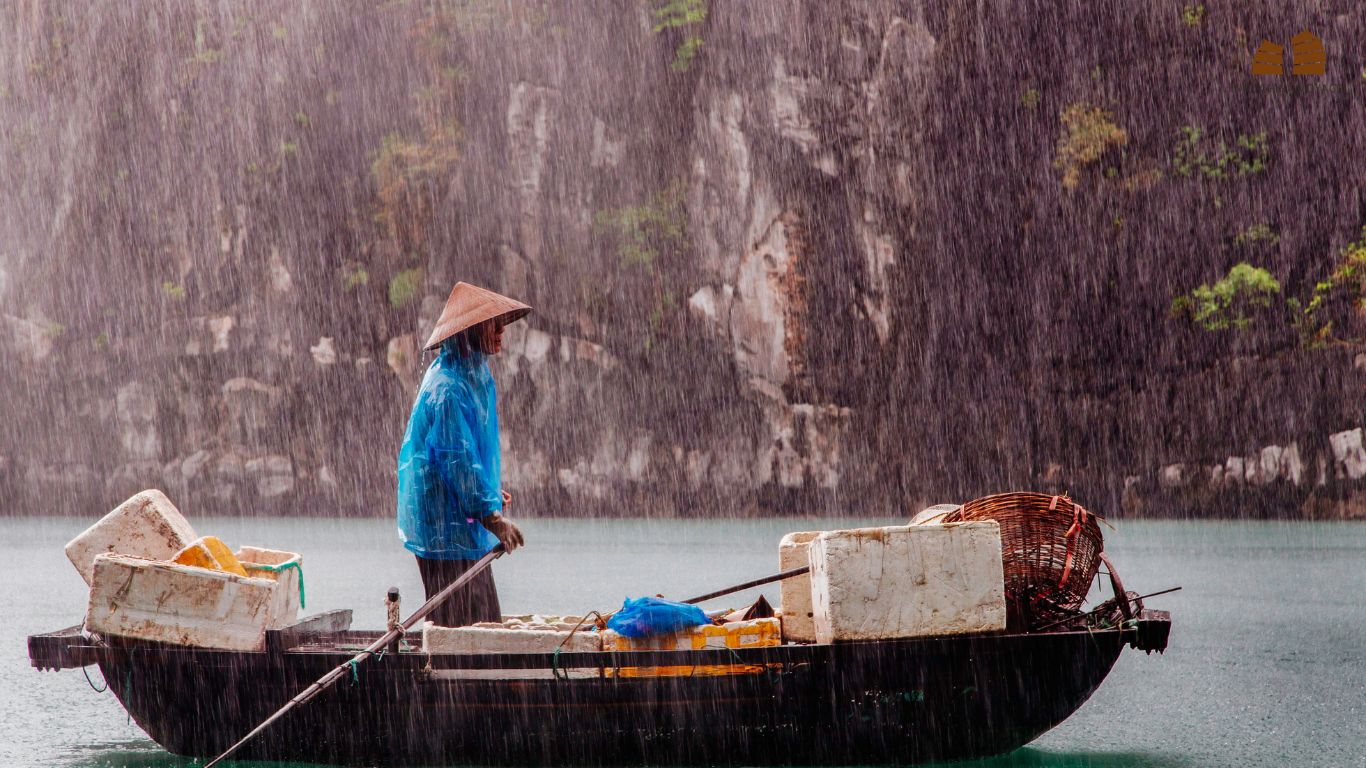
[945,492,1105,631]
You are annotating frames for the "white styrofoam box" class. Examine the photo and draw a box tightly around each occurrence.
[809,522,1005,643]
[85,552,298,651]
[65,489,198,586]
[423,623,602,655]
[236,546,304,630]
[483,614,587,631]
[778,531,823,642]
[909,503,961,526]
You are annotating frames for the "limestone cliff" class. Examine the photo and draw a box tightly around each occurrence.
[1,1,1363,518]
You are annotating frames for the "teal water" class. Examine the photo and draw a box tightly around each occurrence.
[2,517,1362,768]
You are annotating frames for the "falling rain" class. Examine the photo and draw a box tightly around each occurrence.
[2,3,1363,768]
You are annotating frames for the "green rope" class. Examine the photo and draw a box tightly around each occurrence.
[244,560,305,609]
[125,664,133,724]
[347,659,360,685]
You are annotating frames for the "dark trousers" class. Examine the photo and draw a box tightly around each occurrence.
[415,555,502,627]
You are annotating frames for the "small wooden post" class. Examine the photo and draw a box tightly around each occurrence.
[386,587,402,655]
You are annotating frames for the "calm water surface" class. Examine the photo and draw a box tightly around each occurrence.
[2,517,1362,768]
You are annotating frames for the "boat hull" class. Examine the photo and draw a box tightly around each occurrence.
[86,625,1147,766]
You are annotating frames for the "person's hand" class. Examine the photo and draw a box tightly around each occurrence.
[481,513,524,552]
[501,490,512,508]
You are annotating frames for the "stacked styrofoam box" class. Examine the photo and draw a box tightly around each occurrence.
[85,547,303,652]
[908,503,962,526]
[778,531,822,642]
[809,522,1006,643]
[70,489,303,651]
[65,490,197,585]
[238,546,305,630]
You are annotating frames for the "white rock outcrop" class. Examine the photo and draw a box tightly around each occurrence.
[245,455,294,498]
[309,336,338,365]
[1158,463,1188,489]
[184,315,235,356]
[731,213,801,386]
[0,313,53,363]
[1330,428,1366,481]
[115,382,161,461]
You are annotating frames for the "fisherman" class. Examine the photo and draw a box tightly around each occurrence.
[396,282,530,626]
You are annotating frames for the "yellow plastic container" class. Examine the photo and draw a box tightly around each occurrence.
[602,618,781,677]
[172,536,248,577]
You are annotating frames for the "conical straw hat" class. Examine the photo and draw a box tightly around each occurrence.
[423,282,532,350]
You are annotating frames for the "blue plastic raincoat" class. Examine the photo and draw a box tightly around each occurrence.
[396,343,503,560]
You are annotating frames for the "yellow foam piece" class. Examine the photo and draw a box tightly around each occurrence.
[603,618,782,677]
[172,536,248,577]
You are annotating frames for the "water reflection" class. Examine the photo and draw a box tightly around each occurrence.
[72,746,1192,768]
[932,748,1191,768]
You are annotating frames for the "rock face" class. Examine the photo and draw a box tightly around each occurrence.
[0,2,1364,518]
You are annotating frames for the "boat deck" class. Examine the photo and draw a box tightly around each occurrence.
[31,606,1171,673]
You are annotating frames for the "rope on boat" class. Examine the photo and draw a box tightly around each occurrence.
[126,666,133,725]
[81,663,107,693]
[553,610,606,682]
[244,560,306,609]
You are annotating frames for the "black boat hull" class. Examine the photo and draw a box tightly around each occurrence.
[78,621,1161,766]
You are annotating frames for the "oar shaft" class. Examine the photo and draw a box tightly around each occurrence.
[682,565,810,605]
[400,549,501,631]
[204,546,504,768]
[1033,585,1183,633]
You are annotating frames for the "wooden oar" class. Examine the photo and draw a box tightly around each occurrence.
[203,545,505,768]
[681,565,809,604]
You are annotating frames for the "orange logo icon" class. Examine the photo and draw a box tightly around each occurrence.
[1251,40,1284,75]
[1251,30,1325,76]
[1290,30,1325,75]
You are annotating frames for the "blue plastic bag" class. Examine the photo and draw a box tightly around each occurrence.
[606,596,710,639]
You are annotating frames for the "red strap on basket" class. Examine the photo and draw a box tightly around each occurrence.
[1059,500,1089,588]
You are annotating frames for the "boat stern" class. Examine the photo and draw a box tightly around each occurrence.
[28,624,98,671]
[1126,609,1172,654]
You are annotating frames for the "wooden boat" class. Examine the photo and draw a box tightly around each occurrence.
[29,609,1170,766]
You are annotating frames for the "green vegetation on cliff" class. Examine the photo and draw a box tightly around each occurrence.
[1171,263,1282,331]
[388,268,424,310]
[1293,227,1366,346]
[1054,104,1127,190]
[593,180,689,269]
[653,0,707,72]
[1171,126,1268,180]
